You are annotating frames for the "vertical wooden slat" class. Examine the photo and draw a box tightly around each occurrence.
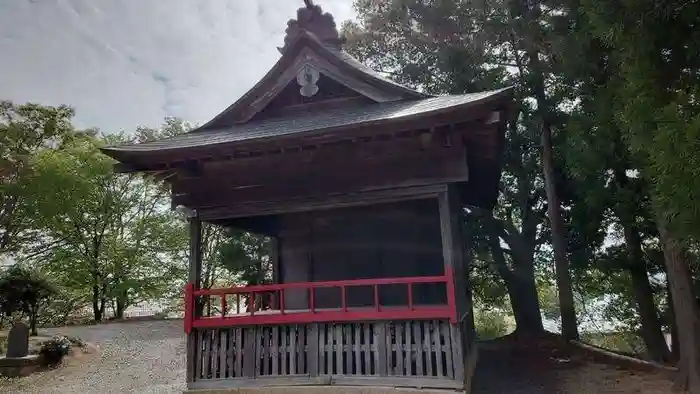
[212,329,221,378]
[308,324,319,376]
[271,326,279,376]
[290,325,297,375]
[395,322,404,375]
[319,324,327,374]
[243,327,256,377]
[202,330,211,379]
[326,324,333,375]
[280,326,288,375]
[235,327,243,377]
[344,324,352,374]
[404,322,412,376]
[227,328,235,378]
[450,323,465,385]
[354,323,361,375]
[187,332,197,382]
[414,322,424,376]
[423,321,433,377]
[376,323,388,376]
[261,327,269,375]
[385,323,393,375]
[441,322,454,379]
[219,329,227,378]
[334,324,343,375]
[186,216,202,382]
[254,327,263,377]
[298,325,306,374]
[434,321,444,377]
[363,324,371,375]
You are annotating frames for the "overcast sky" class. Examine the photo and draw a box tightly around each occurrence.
[0,0,355,133]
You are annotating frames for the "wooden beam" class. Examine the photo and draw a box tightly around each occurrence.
[438,184,474,391]
[186,213,202,384]
[197,184,447,221]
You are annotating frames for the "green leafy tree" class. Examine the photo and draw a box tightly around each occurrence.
[0,265,57,335]
[343,0,579,337]
[0,101,85,256]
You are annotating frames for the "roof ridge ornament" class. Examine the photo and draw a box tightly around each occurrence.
[278,0,346,54]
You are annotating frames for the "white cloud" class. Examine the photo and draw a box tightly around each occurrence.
[0,0,355,132]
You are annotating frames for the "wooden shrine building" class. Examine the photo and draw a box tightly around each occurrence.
[102,1,511,392]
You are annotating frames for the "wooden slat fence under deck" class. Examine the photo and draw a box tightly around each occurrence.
[190,319,465,390]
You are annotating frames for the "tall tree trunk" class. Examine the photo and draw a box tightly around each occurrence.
[92,283,103,322]
[657,216,700,393]
[29,306,38,337]
[515,0,578,340]
[622,224,672,362]
[115,293,126,319]
[541,127,578,340]
[667,287,681,363]
[488,235,544,334]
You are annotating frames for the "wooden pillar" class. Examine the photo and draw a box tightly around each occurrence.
[438,185,469,388]
[187,214,202,385]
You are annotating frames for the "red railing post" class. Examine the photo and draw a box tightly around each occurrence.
[407,283,414,311]
[249,292,256,315]
[184,282,194,334]
[341,285,347,312]
[373,284,380,312]
[221,295,227,317]
[310,286,316,312]
[280,289,285,315]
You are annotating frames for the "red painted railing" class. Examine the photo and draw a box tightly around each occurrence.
[183,272,456,334]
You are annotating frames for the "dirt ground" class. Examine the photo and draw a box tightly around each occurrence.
[472,333,678,394]
[0,321,679,394]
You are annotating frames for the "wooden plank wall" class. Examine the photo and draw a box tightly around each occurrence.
[191,319,464,386]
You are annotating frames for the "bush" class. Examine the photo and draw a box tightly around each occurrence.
[38,336,72,367]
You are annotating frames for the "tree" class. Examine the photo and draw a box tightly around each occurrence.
[27,123,189,321]
[0,264,57,336]
[0,101,83,256]
[343,0,579,337]
[571,1,700,388]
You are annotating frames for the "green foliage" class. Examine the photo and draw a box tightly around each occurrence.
[0,264,57,335]
[38,335,73,367]
[0,101,89,255]
[474,306,514,339]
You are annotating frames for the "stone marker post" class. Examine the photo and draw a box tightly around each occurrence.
[5,321,29,358]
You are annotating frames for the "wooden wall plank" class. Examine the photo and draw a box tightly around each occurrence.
[319,323,327,374]
[290,325,297,375]
[414,322,424,376]
[404,322,412,376]
[334,324,343,375]
[441,323,454,379]
[235,328,243,377]
[423,321,433,377]
[297,325,306,374]
[307,324,319,376]
[202,330,211,379]
[353,324,361,375]
[243,327,256,377]
[395,323,404,375]
[364,324,372,375]
[450,323,465,386]
[344,324,352,374]
[434,322,444,377]
[271,326,279,375]
[187,332,197,383]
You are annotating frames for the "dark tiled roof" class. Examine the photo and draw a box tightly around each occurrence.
[104,87,511,154]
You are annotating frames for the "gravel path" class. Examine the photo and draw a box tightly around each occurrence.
[0,320,186,394]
